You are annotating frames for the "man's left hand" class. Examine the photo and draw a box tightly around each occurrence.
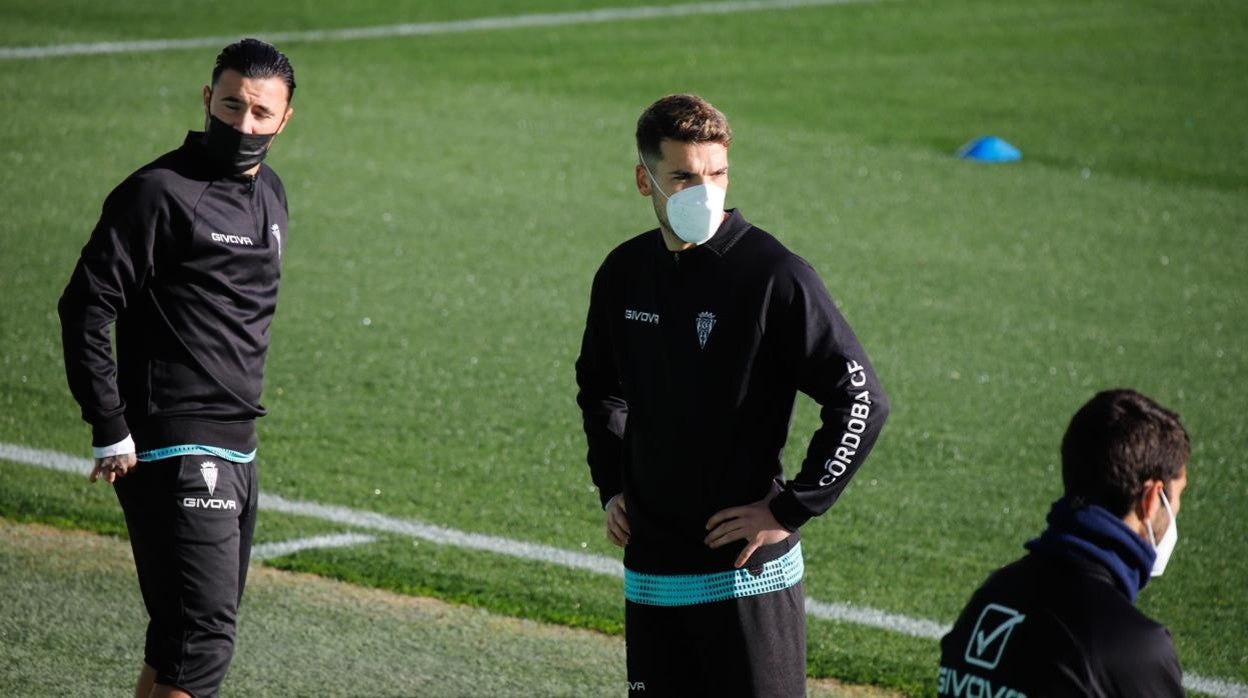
[704,486,792,568]
[90,451,137,484]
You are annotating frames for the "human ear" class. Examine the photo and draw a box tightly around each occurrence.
[636,164,651,196]
[1137,480,1164,523]
[276,107,293,135]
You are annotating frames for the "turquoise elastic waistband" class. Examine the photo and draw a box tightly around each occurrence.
[136,444,256,463]
[625,543,804,607]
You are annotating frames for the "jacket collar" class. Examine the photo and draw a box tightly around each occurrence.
[653,209,752,259]
[702,208,751,256]
[1024,497,1156,602]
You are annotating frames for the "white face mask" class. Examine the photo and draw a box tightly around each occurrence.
[639,153,726,246]
[1145,490,1178,577]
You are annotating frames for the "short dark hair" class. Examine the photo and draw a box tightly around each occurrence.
[1061,389,1190,516]
[635,94,732,163]
[212,38,296,102]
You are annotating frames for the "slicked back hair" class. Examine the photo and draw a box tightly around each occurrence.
[212,38,296,102]
[636,94,731,164]
[1061,389,1190,516]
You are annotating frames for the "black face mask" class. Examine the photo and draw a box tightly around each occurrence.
[202,113,276,174]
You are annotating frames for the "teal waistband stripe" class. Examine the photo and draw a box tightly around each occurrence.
[136,444,256,463]
[625,543,804,607]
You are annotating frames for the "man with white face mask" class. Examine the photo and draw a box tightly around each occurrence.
[938,389,1189,697]
[576,94,890,695]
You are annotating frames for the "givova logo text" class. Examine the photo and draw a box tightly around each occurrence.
[624,309,659,324]
[182,497,237,510]
[211,232,254,246]
[937,667,1026,698]
[182,461,236,509]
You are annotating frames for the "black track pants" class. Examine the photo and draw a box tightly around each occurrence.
[625,582,806,697]
[115,455,258,698]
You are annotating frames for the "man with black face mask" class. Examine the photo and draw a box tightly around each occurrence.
[938,389,1189,697]
[58,38,294,698]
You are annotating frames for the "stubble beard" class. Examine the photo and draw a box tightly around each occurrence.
[650,192,673,238]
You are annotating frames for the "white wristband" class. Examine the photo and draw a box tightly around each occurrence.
[92,434,135,459]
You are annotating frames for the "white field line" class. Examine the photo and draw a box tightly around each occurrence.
[0,0,880,61]
[1190,678,1248,698]
[804,597,946,640]
[2,442,1244,697]
[250,532,377,561]
[260,490,626,577]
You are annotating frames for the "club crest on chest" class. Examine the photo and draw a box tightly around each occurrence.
[696,312,716,349]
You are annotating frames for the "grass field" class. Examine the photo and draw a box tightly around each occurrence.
[0,521,897,696]
[1,0,1246,695]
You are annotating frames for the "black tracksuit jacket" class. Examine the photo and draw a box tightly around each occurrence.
[939,550,1183,697]
[59,131,287,454]
[576,210,889,574]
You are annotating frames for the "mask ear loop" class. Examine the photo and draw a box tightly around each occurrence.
[1145,488,1174,547]
[638,150,670,200]
[1158,489,1174,530]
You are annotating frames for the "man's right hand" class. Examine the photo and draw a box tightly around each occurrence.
[605,494,630,547]
[90,452,137,484]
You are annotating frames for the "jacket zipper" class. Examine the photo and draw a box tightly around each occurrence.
[245,175,262,242]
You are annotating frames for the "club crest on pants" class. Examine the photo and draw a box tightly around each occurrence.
[696,311,717,349]
[200,461,218,496]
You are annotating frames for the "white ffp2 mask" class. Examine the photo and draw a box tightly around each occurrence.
[1145,490,1178,577]
[639,153,726,246]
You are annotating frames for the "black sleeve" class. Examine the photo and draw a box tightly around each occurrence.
[1104,625,1185,698]
[769,258,890,530]
[574,257,628,509]
[57,176,161,447]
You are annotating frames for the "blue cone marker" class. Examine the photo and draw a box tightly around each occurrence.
[957,136,1022,162]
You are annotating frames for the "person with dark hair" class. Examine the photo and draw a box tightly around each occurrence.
[937,389,1190,697]
[58,38,295,697]
[212,37,296,98]
[576,93,889,696]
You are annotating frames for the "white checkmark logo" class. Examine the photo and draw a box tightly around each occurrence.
[964,604,1027,670]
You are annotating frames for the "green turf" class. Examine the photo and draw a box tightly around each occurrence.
[1,1,1245,694]
[0,520,630,696]
[0,520,899,697]
[0,0,715,47]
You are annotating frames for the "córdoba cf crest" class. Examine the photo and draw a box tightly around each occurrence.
[200,462,218,496]
[695,312,716,349]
